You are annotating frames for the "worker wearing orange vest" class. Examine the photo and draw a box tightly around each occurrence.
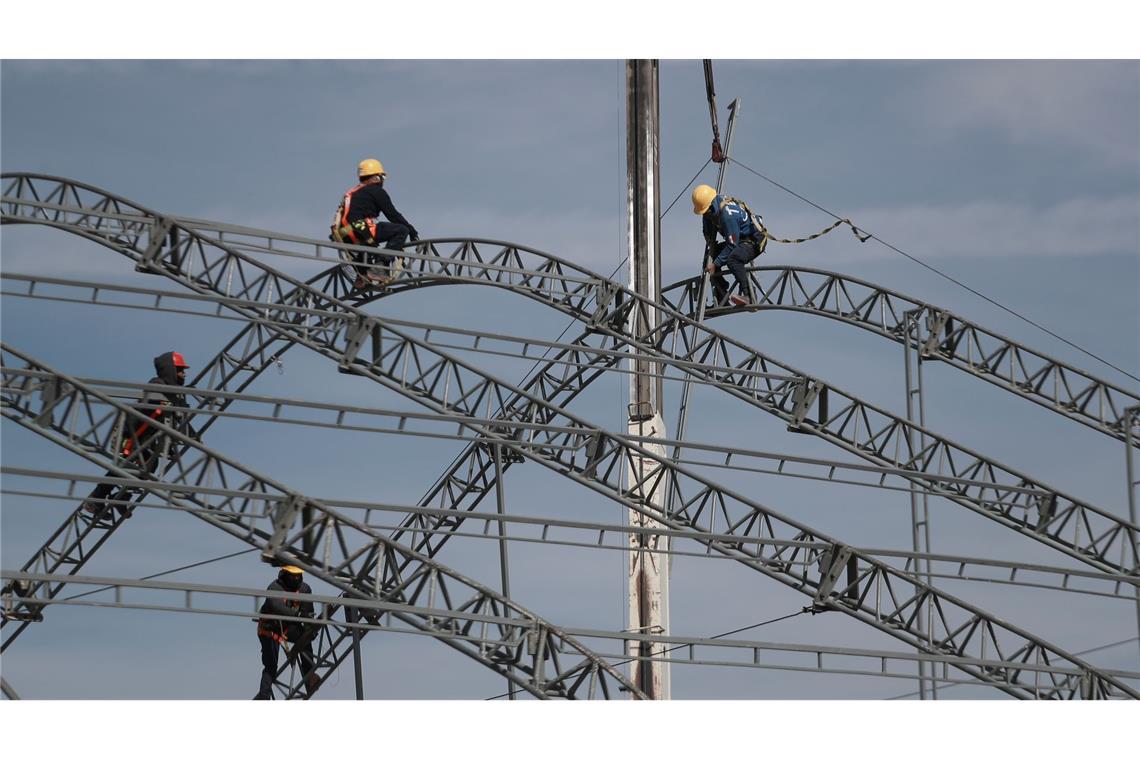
[331,158,419,290]
[82,351,196,521]
[254,566,319,699]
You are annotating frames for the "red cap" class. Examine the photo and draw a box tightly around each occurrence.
[171,351,190,369]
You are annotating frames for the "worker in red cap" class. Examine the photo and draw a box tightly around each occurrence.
[254,565,319,699]
[82,351,197,520]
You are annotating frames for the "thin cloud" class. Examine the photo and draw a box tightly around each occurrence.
[913,61,1140,166]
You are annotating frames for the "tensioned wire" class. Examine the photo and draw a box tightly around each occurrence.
[483,606,808,700]
[728,156,1140,386]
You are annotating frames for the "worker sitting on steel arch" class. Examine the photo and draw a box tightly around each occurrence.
[254,565,319,699]
[330,158,420,290]
[692,184,766,307]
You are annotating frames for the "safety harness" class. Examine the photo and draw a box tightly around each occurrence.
[330,184,378,246]
[257,595,304,645]
[120,405,166,457]
[718,195,770,256]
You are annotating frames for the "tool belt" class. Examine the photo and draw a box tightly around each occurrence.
[330,219,378,247]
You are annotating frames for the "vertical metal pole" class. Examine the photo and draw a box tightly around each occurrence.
[666,98,741,510]
[625,58,669,699]
[350,606,364,700]
[1126,406,1140,664]
[492,443,516,699]
[714,99,740,192]
[903,309,936,699]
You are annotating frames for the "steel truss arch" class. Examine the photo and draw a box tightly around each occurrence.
[173,214,1140,446]
[4,327,1136,696]
[2,344,1134,700]
[661,267,1140,443]
[0,345,645,700]
[2,175,1136,698]
[4,174,1136,580]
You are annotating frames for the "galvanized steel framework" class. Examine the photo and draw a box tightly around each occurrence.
[1,173,1138,699]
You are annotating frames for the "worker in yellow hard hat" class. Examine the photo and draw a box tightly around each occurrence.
[254,565,319,699]
[330,158,420,290]
[692,184,766,307]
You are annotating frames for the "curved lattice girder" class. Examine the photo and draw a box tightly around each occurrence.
[5,175,1134,579]
[661,266,1140,444]
[2,175,1137,698]
[0,346,644,700]
[4,217,1136,699]
[3,333,1133,700]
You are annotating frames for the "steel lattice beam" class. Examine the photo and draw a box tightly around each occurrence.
[662,267,1140,443]
[0,345,645,700]
[7,465,1137,603]
[7,571,1138,693]
[5,177,1137,580]
[3,343,1133,698]
[2,175,1136,698]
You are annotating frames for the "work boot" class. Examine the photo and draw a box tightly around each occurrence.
[729,293,752,307]
[305,672,321,696]
[81,501,114,526]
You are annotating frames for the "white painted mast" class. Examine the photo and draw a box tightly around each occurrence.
[625,58,670,699]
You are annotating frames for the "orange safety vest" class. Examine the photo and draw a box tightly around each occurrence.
[332,184,378,245]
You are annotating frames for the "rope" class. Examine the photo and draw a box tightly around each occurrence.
[760,216,871,246]
[661,158,713,219]
[728,156,1140,386]
[62,548,258,601]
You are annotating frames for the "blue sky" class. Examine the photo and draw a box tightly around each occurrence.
[2,50,1139,720]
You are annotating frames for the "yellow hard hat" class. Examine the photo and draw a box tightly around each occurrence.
[692,184,717,215]
[358,158,386,179]
[280,565,304,576]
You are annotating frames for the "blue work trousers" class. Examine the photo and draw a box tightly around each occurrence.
[711,238,762,302]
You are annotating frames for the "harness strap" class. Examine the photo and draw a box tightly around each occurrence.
[257,621,288,645]
[121,406,165,456]
[720,195,870,247]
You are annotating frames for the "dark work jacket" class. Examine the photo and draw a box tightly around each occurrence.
[343,183,416,234]
[258,579,315,642]
[120,352,192,456]
[702,196,764,267]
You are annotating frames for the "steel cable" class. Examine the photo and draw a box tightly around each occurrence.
[728,157,1140,386]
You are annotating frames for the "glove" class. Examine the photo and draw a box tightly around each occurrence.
[408,228,420,243]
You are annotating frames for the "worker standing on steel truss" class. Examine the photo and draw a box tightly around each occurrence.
[81,351,196,521]
[330,158,420,290]
[254,566,319,699]
[693,183,766,307]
